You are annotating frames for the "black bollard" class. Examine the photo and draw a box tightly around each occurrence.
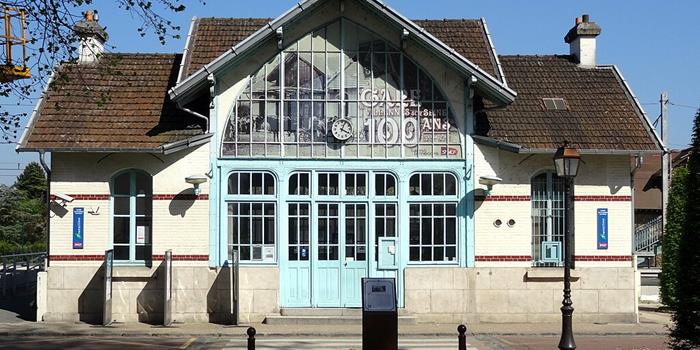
[247,327,256,350]
[458,324,467,350]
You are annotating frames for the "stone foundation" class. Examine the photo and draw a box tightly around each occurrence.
[41,264,279,324]
[404,267,638,323]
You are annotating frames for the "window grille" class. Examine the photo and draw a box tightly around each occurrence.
[531,172,566,267]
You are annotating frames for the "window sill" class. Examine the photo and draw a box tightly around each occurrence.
[113,266,157,278]
[526,267,580,281]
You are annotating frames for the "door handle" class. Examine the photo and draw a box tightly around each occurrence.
[344,262,348,266]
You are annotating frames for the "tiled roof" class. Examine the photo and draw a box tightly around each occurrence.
[182,18,501,81]
[20,53,205,151]
[476,55,660,151]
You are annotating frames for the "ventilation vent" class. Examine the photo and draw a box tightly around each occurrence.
[543,98,567,111]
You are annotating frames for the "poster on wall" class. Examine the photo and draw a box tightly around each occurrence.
[597,208,609,250]
[73,207,84,249]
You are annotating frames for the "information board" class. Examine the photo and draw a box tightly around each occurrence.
[597,208,609,250]
[73,208,84,249]
[103,249,113,326]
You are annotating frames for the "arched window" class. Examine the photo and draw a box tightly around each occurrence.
[222,19,461,159]
[531,172,566,267]
[112,170,152,262]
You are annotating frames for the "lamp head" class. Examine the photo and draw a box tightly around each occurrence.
[553,142,581,178]
[185,175,208,195]
[478,175,502,195]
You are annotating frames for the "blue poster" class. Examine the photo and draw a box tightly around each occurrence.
[73,207,84,249]
[597,208,608,250]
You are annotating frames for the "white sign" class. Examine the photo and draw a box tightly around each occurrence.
[136,226,148,244]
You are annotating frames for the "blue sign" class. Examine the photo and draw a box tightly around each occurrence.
[73,207,84,249]
[301,248,308,259]
[597,208,608,250]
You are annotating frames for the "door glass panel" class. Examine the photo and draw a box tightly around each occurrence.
[318,203,339,260]
[345,203,366,261]
[288,203,310,261]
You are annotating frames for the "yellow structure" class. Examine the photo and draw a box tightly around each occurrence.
[1,6,29,82]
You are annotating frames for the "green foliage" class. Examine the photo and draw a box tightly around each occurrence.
[0,240,46,256]
[660,166,688,309]
[671,108,700,349]
[0,162,48,255]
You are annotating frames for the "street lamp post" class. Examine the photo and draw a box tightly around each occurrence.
[553,142,580,350]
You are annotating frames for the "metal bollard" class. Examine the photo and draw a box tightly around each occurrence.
[458,324,467,350]
[247,327,256,350]
[2,258,6,296]
[12,260,17,295]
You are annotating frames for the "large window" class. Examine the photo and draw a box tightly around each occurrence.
[223,19,461,159]
[228,171,277,262]
[531,172,566,267]
[408,172,458,263]
[112,170,152,262]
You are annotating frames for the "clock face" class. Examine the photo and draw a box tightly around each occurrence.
[331,118,353,142]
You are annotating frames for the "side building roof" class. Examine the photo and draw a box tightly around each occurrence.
[475,55,662,153]
[17,53,208,152]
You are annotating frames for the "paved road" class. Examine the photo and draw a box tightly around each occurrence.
[196,336,479,349]
[0,336,191,350]
[486,335,669,350]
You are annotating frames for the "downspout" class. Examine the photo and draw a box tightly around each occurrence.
[38,151,51,267]
[177,104,209,133]
[630,152,643,323]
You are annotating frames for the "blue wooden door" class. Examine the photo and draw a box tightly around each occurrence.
[284,202,312,306]
[314,203,342,306]
[341,203,368,307]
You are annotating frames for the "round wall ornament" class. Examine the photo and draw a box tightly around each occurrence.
[331,118,353,142]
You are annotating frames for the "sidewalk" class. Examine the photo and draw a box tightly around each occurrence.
[0,310,669,338]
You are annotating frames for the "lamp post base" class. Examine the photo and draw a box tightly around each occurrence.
[558,304,576,350]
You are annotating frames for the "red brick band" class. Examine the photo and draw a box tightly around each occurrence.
[475,195,631,202]
[476,255,633,262]
[475,255,531,262]
[50,254,209,261]
[50,194,208,201]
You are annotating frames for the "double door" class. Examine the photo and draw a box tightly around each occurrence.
[284,203,399,308]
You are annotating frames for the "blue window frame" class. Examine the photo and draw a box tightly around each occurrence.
[111,170,152,263]
[531,171,566,267]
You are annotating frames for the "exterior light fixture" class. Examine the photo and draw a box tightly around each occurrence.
[553,142,581,178]
[478,175,502,195]
[553,142,580,350]
[185,175,208,195]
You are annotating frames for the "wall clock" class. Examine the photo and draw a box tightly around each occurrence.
[331,118,353,142]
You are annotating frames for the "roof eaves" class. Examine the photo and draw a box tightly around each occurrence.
[600,64,664,152]
[16,68,57,152]
[170,0,516,105]
[480,17,506,86]
[364,0,515,104]
[177,16,200,83]
[472,135,522,153]
[161,132,213,155]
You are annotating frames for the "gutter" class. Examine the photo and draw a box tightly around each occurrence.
[160,133,213,155]
[471,135,522,153]
[17,133,213,154]
[472,135,663,155]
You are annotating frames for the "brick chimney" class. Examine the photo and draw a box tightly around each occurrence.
[73,10,108,64]
[564,14,602,68]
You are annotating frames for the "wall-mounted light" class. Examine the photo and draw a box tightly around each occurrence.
[478,175,502,195]
[185,175,208,195]
[54,193,74,207]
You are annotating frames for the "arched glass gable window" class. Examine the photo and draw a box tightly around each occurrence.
[223,19,462,159]
[531,172,566,267]
[112,170,152,262]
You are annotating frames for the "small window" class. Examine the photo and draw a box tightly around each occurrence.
[345,173,367,196]
[229,172,275,195]
[112,170,152,263]
[409,203,457,262]
[318,172,339,196]
[542,98,567,111]
[409,173,457,196]
[374,173,396,196]
[289,172,310,195]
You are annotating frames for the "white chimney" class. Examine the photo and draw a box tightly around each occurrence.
[73,10,108,64]
[564,14,602,68]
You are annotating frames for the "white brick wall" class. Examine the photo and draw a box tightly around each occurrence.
[49,144,211,259]
[474,145,632,266]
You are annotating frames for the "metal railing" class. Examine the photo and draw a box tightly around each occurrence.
[0,252,46,296]
[634,216,663,253]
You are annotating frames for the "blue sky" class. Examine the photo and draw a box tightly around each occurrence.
[1,0,698,183]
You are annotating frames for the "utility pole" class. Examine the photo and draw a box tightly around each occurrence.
[661,91,669,239]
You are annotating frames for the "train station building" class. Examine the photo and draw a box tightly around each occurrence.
[18,0,661,324]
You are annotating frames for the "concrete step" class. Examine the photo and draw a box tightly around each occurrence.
[264,314,419,325]
[280,308,413,316]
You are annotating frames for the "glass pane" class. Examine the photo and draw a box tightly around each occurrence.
[445,173,457,195]
[264,173,275,195]
[299,52,312,99]
[114,217,130,244]
[421,174,432,195]
[299,173,309,195]
[113,173,130,195]
[329,174,339,195]
[135,245,152,261]
[114,197,130,216]
[266,55,280,99]
[264,216,275,244]
[240,246,251,261]
[386,174,396,196]
[136,197,151,216]
[289,246,298,261]
[229,216,238,244]
[289,174,298,195]
[409,174,420,195]
[375,174,385,196]
[252,173,263,194]
[345,174,355,195]
[357,174,366,195]
[114,245,130,260]
[239,173,250,194]
[228,173,239,194]
[434,174,445,195]
[327,52,341,100]
[135,217,151,245]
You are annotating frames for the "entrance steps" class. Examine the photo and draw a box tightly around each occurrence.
[264,308,418,325]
